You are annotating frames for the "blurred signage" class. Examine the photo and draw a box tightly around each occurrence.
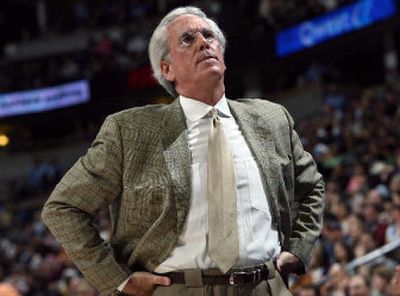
[275,0,397,57]
[0,80,90,118]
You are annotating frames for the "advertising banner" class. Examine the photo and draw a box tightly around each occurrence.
[275,0,397,57]
[0,80,90,118]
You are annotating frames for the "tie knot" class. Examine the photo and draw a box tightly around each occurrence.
[210,107,218,119]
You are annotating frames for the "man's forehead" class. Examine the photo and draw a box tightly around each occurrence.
[167,14,211,34]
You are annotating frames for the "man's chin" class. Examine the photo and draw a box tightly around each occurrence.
[200,65,225,78]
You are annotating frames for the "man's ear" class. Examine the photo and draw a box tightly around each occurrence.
[160,60,175,82]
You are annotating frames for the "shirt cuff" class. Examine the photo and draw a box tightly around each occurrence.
[117,276,131,292]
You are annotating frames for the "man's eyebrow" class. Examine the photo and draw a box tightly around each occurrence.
[179,29,196,37]
[180,27,212,37]
[180,31,193,38]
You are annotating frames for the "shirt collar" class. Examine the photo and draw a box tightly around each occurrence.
[179,94,232,122]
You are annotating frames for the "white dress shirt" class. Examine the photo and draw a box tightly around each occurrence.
[155,95,280,272]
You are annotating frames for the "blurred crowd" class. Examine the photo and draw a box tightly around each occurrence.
[290,82,400,295]
[0,157,110,295]
[0,22,154,96]
[13,158,62,201]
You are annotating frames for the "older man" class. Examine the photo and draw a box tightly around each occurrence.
[42,6,324,296]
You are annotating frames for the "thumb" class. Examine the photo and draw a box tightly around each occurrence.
[152,275,171,286]
[275,257,282,272]
[275,253,285,271]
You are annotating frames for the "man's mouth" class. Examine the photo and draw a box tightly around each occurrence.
[197,54,217,64]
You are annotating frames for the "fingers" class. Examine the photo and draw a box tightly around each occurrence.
[122,272,171,296]
[274,257,282,272]
[275,251,301,274]
[152,275,171,286]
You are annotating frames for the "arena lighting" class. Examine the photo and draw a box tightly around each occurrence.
[275,0,397,57]
[0,80,90,118]
[0,134,10,147]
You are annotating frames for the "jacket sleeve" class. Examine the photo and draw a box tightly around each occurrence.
[41,115,131,295]
[281,106,325,272]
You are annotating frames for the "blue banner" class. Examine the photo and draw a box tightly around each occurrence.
[0,80,90,118]
[275,0,397,57]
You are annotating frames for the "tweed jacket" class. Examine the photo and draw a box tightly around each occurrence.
[42,98,324,295]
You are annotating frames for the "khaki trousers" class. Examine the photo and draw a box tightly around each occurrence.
[153,262,293,296]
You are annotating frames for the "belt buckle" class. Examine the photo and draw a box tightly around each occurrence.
[229,270,248,286]
[228,265,267,286]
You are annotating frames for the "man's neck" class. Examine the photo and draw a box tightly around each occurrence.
[177,81,225,106]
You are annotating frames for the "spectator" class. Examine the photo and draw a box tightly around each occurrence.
[320,263,349,296]
[295,285,318,296]
[386,203,400,244]
[387,266,400,296]
[333,240,353,264]
[345,214,365,247]
[371,265,395,296]
[348,274,370,296]
[321,218,343,266]
[361,202,388,246]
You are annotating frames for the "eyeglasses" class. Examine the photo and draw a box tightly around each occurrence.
[179,29,216,48]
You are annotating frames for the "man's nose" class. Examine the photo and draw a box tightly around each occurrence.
[195,33,211,50]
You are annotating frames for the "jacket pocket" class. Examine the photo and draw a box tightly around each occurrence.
[121,183,168,228]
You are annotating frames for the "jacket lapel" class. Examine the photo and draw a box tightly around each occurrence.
[228,99,277,173]
[228,99,280,208]
[161,99,192,233]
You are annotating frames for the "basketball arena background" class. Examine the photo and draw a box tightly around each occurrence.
[0,0,400,295]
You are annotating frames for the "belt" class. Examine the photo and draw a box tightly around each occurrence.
[164,264,270,286]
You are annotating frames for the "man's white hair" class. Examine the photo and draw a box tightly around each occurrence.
[148,6,226,97]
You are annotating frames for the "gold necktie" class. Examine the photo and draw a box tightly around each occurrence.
[207,107,239,273]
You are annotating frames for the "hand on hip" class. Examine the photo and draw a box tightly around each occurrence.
[122,272,171,296]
